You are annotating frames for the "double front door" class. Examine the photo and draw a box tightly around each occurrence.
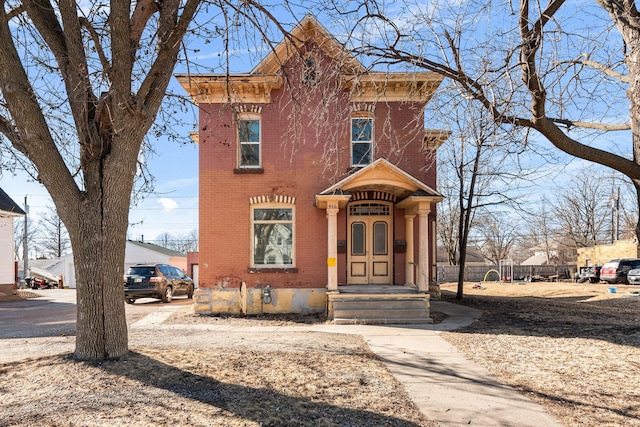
[347,202,393,285]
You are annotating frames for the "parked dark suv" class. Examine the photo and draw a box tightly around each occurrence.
[124,264,194,304]
[600,258,640,284]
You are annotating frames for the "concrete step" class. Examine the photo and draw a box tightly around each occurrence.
[333,317,430,325]
[329,293,431,325]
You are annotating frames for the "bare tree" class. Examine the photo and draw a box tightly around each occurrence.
[13,217,37,261]
[156,232,173,250]
[0,1,204,360]
[524,202,556,264]
[175,229,199,253]
[152,229,198,253]
[37,206,70,258]
[552,173,611,248]
[435,86,538,298]
[334,0,640,239]
[476,212,521,266]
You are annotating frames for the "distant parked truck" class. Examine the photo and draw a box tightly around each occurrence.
[576,266,601,283]
[26,267,59,289]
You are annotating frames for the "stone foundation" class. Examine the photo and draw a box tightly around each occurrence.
[194,283,327,316]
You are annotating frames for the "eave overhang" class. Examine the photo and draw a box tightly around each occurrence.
[342,72,444,103]
[423,129,451,151]
[174,74,283,104]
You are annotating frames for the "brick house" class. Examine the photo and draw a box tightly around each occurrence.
[176,15,448,323]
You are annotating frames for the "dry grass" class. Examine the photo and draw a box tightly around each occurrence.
[439,281,640,427]
[3,282,640,426]
[2,348,432,426]
[2,332,432,426]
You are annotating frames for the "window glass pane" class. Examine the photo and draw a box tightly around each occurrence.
[239,120,260,142]
[254,208,292,221]
[240,143,260,166]
[253,223,293,265]
[351,222,365,255]
[352,142,371,165]
[373,222,387,255]
[352,118,372,142]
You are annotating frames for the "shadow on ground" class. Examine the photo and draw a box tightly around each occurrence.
[441,290,640,347]
[95,351,428,426]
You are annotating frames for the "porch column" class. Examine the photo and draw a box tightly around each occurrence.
[326,205,339,291]
[417,211,430,293]
[405,214,415,285]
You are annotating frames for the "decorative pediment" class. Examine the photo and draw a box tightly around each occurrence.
[252,14,365,76]
[315,158,443,209]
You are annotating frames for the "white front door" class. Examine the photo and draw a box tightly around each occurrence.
[347,202,393,285]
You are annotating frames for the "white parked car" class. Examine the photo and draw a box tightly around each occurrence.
[626,268,640,285]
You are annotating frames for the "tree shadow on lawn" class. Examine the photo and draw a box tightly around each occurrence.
[441,290,640,347]
[97,350,428,427]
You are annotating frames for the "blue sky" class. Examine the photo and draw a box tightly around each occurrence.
[1,3,637,252]
[0,126,199,246]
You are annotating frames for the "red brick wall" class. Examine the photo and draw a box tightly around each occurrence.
[197,41,438,290]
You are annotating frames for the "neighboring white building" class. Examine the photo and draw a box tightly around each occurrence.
[19,240,187,289]
[0,187,25,294]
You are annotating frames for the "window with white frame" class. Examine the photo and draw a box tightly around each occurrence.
[238,113,261,167]
[251,205,294,267]
[351,116,373,166]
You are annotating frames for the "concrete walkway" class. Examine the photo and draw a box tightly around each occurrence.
[310,301,564,426]
[132,301,563,426]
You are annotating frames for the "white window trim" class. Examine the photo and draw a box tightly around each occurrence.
[250,203,296,268]
[350,115,374,167]
[238,112,262,168]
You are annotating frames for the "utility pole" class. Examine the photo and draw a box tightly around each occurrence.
[616,186,620,241]
[22,196,28,287]
[610,178,620,243]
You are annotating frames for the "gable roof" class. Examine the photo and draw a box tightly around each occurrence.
[0,187,25,216]
[127,240,186,257]
[175,15,443,105]
[252,14,365,76]
[319,158,442,199]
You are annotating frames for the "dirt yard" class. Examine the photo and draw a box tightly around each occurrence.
[1,282,639,426]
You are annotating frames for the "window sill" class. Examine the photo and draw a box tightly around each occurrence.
[247,267,298,273]
[234,168,264,174]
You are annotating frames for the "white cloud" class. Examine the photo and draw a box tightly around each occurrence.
[157,198,179,212]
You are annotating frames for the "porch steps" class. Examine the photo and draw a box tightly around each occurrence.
[328,293,432,325]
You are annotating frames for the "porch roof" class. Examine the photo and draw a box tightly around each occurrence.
[315,158,443,209]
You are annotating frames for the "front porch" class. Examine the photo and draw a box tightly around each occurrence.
[327,284,432,325]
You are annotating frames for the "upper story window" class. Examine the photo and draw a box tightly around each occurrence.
[351,116,373,166]
[302,54,318,84]
[238,113,261,168]
[251,204,295,268]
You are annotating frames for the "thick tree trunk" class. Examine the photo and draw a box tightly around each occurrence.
[73,225,128,359]
[58,133,138,360]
